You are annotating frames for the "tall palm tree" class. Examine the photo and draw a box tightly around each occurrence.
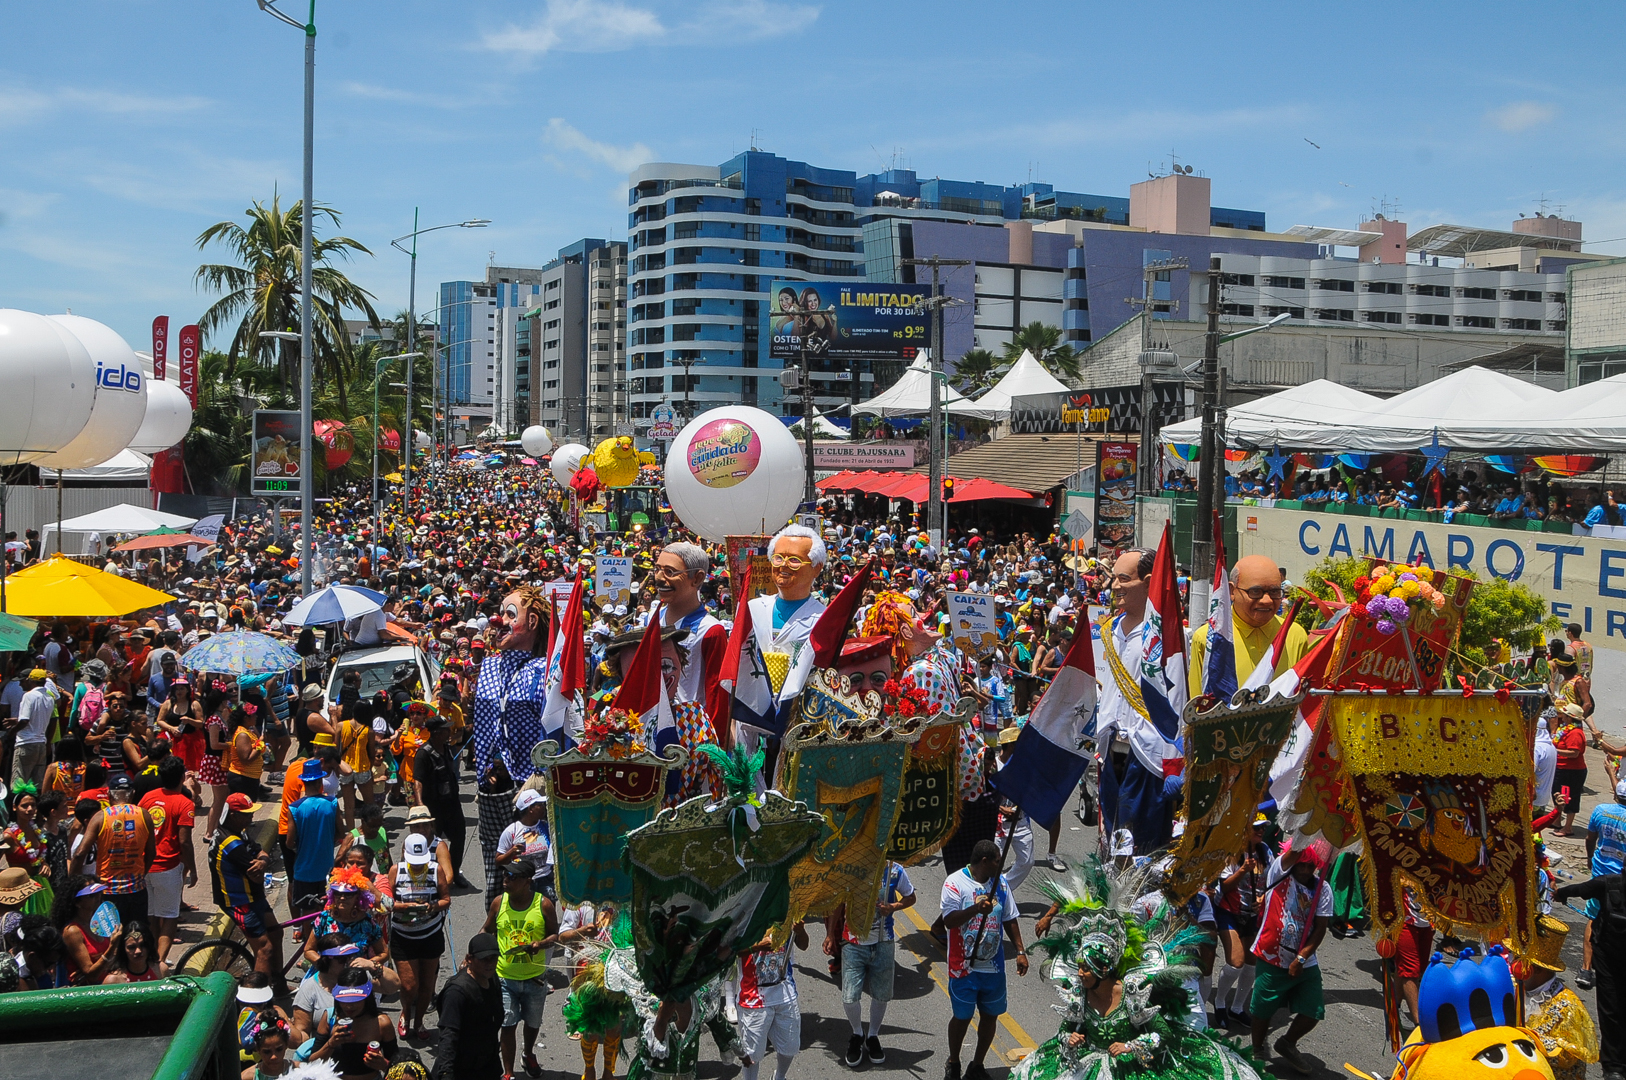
[952,348,1006,395]
[194,192,383,416]
[1002,321,1080,382]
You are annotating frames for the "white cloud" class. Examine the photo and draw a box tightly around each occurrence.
[482,0,665,55]
[480,0,817,56]
[340,81,431,104]
[1487,101,1557,133]
[0,85,208,126]
[545,119,655,174]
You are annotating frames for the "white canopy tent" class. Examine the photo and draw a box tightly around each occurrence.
[1158,379,1389,451]
[785,411,850,439]
[40,503,198,555]
[851,351,1002,420]
[1524,373,1626,450]
[967,349,1072,417]
[38,448,153,483]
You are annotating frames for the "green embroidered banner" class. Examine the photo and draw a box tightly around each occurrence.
[887,698,973,865]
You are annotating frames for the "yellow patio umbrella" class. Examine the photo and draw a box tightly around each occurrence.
[383,472,403,483]
[2,557,177,617]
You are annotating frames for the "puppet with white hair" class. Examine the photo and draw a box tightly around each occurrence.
[725,524,828,750]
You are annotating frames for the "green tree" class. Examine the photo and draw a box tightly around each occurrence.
[193,193,382,416]
[952,348,1006,395]
[1295,554,1559,672]
[1003,321,1079,382]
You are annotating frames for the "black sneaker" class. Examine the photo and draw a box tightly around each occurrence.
[965,1063,992,1080]
[845,1034,865,1067]
[867,1036,885,1064]
[1576,968,1596,990]
[944,1061,961,1080]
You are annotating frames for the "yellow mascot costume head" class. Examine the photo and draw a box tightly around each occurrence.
[1392,945,1553,1080]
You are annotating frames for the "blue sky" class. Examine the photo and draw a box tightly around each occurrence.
[4,0,1625,352]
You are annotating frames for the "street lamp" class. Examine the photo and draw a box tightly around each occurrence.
[372,352,420,549]
[390,213,490,515]
[254,0,317,596]
[258,329,304,554]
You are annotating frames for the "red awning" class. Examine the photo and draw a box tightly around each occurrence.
[953,477,1035,502]
[815,470,857,491]
[873,473,928,500]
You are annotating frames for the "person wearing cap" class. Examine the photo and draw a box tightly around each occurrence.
[210,791,284,986]
[54,873,121,985]
[292,932,361,1045]
[287,756,341,921]
[433,931,505,1080]
[414,714,470,887]
[8,668,55,790]
[495,789,552,892]
[390,830,452,1042]
[404,804,457,898]
[482,856,558,1079]
[69,772,157,927]
[1553,700,1591,837]
[138,755,197,973]
[1512,913,1601,1080]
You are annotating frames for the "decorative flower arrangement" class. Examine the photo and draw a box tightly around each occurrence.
[881,677,932,722]
[579,706,648,758]
[1351,564,1447,636]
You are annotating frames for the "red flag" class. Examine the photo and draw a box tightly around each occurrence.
[557,572,587,700]
[151,316,169,381]
[1149,519,1187,664]
[178,323,199,406]
[809,558,874,669]
[719,567,754,689]
[613,605,665,717]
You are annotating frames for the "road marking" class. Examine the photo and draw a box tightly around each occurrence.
[899,901,1038,1055]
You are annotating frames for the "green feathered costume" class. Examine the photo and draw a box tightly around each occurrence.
[561,912,636,1039]
[1014,857,1275,1080]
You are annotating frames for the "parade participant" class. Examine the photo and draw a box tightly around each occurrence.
[942,839,1029,1080]
[138,755,197,971]
[389,833,451,1042]
[832,859,915,1067]
[287,756,340,923]
[994,727,1037,890]
[210,793,283,987]
[655,542,730,726]
[310,968,399,1079]
[1513,915,1599,1080]
[483,857,558,1080]
[413,716,469,886]
[494,789,551,892]
[730,525,828,758]
[53,875,118,985]
[2,782,54,917]
[559,907,629,1080]
[306,866,401,998]
[599,623,725,806]
[734,922,809,1080]
[1575,779,1626,992]
[1210,816,1271,1027]
[69,773,156,925]
[471,586,553,784]
[1186,554,1308,696]
[1249,845,1332,1074]
[629,984,748,1080]
[433,932,505,1080]
[1015,855,1269,1080]
[1552,704,1590,837]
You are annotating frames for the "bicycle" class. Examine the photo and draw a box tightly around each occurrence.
[174,908,324,982]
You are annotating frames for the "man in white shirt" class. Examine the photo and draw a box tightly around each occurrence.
[9,669,56,788]
[735,922,808,1080]
[833,861,915,1067]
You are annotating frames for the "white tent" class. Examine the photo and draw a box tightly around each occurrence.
[1524,373,1626,450]
[1354,366,1560,450]
[851,351,1002,420]
[1159,379,1388,450]
[785,411,850,439]
[968,349,1072,417]
[38,448,153,483]
[39,502,198,556]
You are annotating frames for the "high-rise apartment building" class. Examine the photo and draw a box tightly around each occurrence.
[438,266,544,437]
[512,240,628,441]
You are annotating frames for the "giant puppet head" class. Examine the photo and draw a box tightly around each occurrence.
[1390,946,1553,1080]
[768,524,824,602]
[862,590,941,672]
[498,585,549,654]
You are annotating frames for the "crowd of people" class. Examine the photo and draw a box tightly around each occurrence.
[0,459,1619,1080]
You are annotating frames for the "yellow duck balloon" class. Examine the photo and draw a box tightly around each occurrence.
[592,435,643,488]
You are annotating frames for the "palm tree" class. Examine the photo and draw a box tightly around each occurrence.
[1002,321,1080,382]
[952,348,1006,395]
[194,192,382,415]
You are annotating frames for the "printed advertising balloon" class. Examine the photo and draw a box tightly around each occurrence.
[128,379,194,452]
[550,443,589,486]
[665,406,804,541]
[0,308,97,464]
[520,425,553,458]
[34,314,149,470]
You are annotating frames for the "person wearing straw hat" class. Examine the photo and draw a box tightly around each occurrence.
[1513,914,1600,1080]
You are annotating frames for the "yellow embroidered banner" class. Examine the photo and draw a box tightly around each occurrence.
[1328,693,1538,957]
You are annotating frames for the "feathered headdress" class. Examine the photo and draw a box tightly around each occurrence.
[695,741,767,866]
[861,590,918,673]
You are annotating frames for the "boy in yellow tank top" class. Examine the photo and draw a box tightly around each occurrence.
[482,857,557,1079]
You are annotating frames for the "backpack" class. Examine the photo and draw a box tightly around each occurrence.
[78,686,105,730]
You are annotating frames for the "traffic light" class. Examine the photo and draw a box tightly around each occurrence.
[943,477,956,500]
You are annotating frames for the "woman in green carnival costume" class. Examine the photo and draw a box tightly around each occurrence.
[1016,857,1273,1080]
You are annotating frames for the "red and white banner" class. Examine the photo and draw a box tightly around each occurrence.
[379,429,401,453]
[151,315,169,381]
[178,324,200,406]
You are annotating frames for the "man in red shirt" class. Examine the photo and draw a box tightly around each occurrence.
[139,755,196,972]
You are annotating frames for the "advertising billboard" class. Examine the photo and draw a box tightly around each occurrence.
[251,410,303,496]
[767,280,928,361]
[1095,441,1138,553]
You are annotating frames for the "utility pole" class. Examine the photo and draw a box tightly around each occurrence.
[1126,258,1186,496]
[801,339,816,507]
[1189,256,1223,624]
[903,256,970,546]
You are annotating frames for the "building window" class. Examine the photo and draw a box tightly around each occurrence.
[1409,313,1451,326]
[1263,275,1306,289]
[1458,287,1497,300]
[1458,315,1496,329]
[544,280,559,291]
[1503,318,1543,330]
[1362,310,1402,324]
[1547,319,1567,331]
[1504,289,1543,302]
[1220,273,1256,287]
[1312,308,1355,321]
[1312,279,1355,292]
[1263,306,1305,318]
[1547,292,1566,304]
[544,299,560,310]
[1362,281,1403,295]
[1410,284,1451,297]
[1219,303,1255,316]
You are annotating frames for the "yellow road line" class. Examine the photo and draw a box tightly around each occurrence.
[900,902,1038,1056]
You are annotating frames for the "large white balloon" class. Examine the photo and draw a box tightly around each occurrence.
[0,309,97,464]
[550,443,589,486]
[520,425,553,458]
[128,379,194,452]
[665,406,805,541]
[34,314,149,470]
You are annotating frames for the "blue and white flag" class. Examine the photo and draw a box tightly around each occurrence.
[992,609,1098,826]
[1202,510,1237,701]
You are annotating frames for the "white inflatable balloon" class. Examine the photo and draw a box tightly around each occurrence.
[34,314,149,470]
[665,406,805,541]
[550,443,589,486]
[128,379,194,452]
[520,425,553,458]
[0,309,97,464]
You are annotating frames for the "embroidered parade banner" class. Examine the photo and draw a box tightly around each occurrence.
[624,790,823,1001]
[887,697,974,865]
[536,740,684,906]
[1327,692,1540,958]
[1332,561,1474,693]
[1166,689,1302,904]
[780,670,921,928]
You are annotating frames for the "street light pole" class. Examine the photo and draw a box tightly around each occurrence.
[1190,256,1223,623]
[903,256,970,546]
[372,352,420,553]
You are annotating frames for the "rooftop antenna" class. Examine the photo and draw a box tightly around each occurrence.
[749,128,761,152]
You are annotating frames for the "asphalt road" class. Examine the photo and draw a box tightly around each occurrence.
[385,779,1602,1080]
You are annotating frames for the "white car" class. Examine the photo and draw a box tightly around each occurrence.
[323,643,440,709]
